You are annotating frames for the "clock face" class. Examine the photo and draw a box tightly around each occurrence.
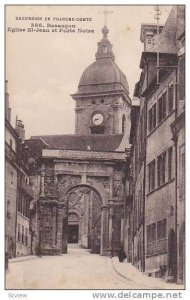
[92,113,104,125]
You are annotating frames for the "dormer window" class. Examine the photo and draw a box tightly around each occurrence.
[10,138,13,149]
[147,36,152,44]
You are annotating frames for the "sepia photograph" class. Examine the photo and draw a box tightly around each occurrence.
[4,3,185,293]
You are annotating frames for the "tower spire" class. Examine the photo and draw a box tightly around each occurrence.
[103,5,108,27]
[96,6,114,60]
[154,5,162,84]
[99,6,113,36]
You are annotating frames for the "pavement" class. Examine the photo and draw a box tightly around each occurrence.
[6,247,139,289]
[111,257,184,290]
[6,247,184,289]
[9,255,39,263]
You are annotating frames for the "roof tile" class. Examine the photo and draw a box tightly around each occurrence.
[30,134,124,152]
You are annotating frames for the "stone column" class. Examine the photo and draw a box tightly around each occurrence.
[83,193,89,248]
[110,176,113,198]
[57,202,65,252]
[109,207,113,251]
[52,206,57,246]
[88,190,93,248]
[120,218,124,245]
[81,194,85,247]
[40,164,45,197]
[62,203,68,254]
[100,205,108,256]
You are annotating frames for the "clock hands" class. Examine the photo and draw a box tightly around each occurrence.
[92,113,103,125]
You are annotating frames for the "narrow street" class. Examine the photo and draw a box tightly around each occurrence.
[6,244,147,290]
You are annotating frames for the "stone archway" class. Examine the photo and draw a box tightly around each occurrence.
[63,184,106,255]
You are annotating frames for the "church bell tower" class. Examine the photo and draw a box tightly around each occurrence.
[71,26,131,142]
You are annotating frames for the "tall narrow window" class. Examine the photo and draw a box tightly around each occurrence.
[162,92,167,119]
[148,160,155,192]
[22,226,24,243]
[10,139,13,149]
[158,91,167,123]
[157,218,167,240]
[25,228,28,245]
[18,223,21,241]
[147,223,156,243]
[148,104,156,132]
[26,199,30,219]
[146,222,156,256]
[140,111,144,151]
[168,147,173,180]
[152,104,157,128]
[148,108,153,132]
[21,196,24,215]
[122,115,126,133]
[168,83,174,113]
[158,97,162,123]
[157,152,166,186]
[179,147,185,198]
[18,196,22,213]
[157,156,161,186]
[11,172,13,185]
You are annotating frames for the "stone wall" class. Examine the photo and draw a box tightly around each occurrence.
[5,161,17,257]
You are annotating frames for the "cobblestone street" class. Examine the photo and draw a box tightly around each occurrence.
[6,245,183,290]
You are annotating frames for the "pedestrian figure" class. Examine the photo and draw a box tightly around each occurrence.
[118,246,126,262]
[8,237,14,258]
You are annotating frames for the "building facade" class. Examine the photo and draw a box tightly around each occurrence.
[15,120,34,256]
[5,81,33,257]
[5,80,18,258]
[171,6,185,283]
[27,26,131,256]
[128,5,185,283]
[5,6,185,284]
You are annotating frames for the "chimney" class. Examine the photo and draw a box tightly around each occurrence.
[5,80,11,122]
[15,119,25,141]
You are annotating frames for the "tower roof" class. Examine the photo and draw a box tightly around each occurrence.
[74,26,129,96]
[149,6,178,54]
[29,134,124,152]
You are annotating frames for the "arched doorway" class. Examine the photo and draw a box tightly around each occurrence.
[68,212,79,243]
[64,185,103,254]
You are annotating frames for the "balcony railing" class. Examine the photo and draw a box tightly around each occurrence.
[147,239,167,256]
[19,178,34,198]
[5,142,17,162]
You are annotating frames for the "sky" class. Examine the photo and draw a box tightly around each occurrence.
[6,5,172,138]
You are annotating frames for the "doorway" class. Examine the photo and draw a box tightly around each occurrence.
[64,185,104,254]
[68,212,79,244]
[178,222,185,283]
[168,229,176,278]
[68,224,79,243]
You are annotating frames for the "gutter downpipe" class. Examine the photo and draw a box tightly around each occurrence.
[143,96,147,273]
[174,65,179,283]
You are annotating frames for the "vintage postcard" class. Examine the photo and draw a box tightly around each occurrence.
[4,3,185,297]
